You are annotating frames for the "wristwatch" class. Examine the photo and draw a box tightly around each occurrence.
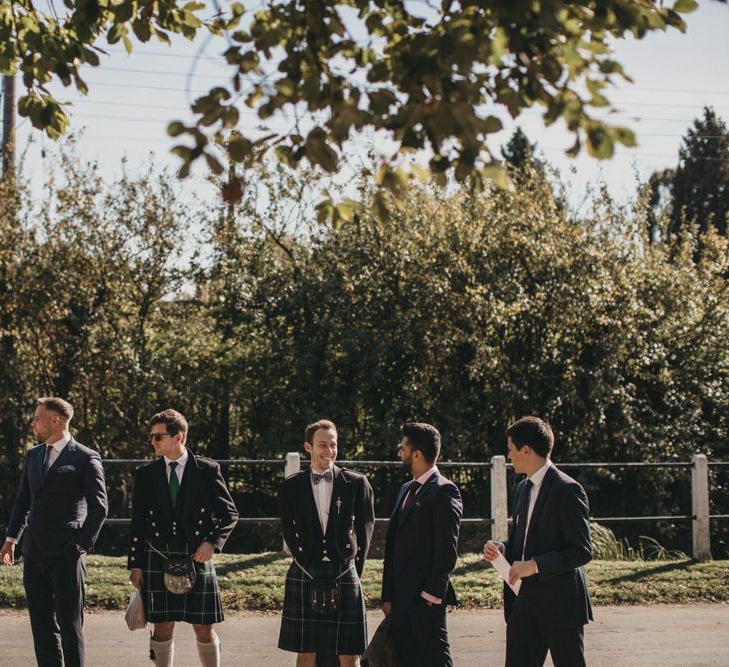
[75,544,86,555]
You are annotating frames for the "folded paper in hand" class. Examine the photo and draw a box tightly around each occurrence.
[492,552,522,595]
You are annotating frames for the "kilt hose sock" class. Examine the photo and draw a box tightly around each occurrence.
[149,637,174,666]
[197,637,221,667]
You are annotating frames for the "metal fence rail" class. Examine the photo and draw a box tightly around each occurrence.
[98,453,725,560]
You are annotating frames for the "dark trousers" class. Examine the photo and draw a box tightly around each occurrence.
[505,600,585,667]
[392,599,452,667]
[23,553,86,667]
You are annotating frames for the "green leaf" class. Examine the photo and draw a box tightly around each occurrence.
[673,0,698,13]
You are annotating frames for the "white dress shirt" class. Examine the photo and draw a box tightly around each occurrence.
[521,459,552,560]
[164,448,188,485]
[310,466,334,534]
[46,434,71,470]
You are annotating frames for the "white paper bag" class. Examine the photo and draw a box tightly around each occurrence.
[125,590,147,631]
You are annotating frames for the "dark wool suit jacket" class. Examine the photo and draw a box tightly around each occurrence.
[381,470,463,610]
[5,439,108,557]
[503,464,593,627]
[127,451,239,569]
[279,465,375,576]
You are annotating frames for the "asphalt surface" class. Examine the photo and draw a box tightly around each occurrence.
[1,605,727,666]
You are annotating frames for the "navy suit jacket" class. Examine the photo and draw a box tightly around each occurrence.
[381,470,463,610]
[503,464,593,627]
[5,438,108,557]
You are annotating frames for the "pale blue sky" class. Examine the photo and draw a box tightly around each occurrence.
[12,1,729,209]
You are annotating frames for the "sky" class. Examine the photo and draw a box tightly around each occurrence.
[8,1,729,210]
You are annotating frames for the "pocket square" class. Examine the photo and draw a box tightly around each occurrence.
[58,465,76,473]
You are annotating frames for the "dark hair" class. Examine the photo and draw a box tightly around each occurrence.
[150,409,189,443]
[506,416,554,458]
[305,419,337,444]
[401,422,441,464]
[37,397,74,421]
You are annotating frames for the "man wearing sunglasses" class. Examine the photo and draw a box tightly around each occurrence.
[127,409,238,667]
[1,396,108,667]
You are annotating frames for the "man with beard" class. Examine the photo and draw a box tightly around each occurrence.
[278,419,375,666]
[381,422,463,667]
[1,397,108,667]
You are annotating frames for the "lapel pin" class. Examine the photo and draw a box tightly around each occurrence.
[336,497,342,515]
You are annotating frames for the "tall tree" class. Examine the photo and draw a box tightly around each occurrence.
[0,0,711,210]
[501,127,541,172]
[670,107,729,239]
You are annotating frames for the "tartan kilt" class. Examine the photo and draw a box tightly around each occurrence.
[141,542,224,625]
[279,559,367,655]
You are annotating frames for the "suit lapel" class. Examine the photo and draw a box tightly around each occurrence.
[301,468,319,535]
[524,465,557,550]
[39,438,76,489]
[178,450,201,518]
[30,444,46,491]
[399,472,438,525]
[326,465,349,533]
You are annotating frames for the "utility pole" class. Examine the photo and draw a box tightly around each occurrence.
[1,74,15,181]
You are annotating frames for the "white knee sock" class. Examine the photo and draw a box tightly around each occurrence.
[149,637,174,666]
[196,637,221,667]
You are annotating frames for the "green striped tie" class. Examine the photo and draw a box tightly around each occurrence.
[169,461,180,507]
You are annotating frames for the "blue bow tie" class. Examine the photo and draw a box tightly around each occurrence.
[312,469,333,485]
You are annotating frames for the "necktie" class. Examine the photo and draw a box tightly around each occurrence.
[169,461,180,507]
[42,444,53,476]
[312,470,333,485]
[511,479,533,559]
[402,481,422,511]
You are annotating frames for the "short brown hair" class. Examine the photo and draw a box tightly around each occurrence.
[304,419,337,444]
[150,409,188,443]
[37,397,74,421]
[506,416,554,458]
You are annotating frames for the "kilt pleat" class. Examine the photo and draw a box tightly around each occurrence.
[141,542,224,625]
[279,560,367,655]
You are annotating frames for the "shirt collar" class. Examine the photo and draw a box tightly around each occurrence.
[165,448,189,468]
[528,459,552,488]
[47,434,71,453]
[415,465,438,485]
[310,464,334,481]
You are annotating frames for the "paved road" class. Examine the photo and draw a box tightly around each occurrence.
[1,605,727,666]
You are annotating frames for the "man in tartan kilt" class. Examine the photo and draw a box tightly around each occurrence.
[279,419,375,667]
[128,409,238,667]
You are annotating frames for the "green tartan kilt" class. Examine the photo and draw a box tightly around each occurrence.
[141,542,224,625]
[278,560,368,655]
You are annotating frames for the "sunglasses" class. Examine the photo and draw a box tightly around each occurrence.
[148,432,173,442]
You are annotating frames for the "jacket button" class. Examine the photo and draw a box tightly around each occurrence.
[199,520,203,525]
[133,537,138,542]
[322,539,326,544]
[149,511,153,515]
[155,532,160,537]
[201,509,205,513]
[298,547,303,552]
[195,531,200,536]
[295,533,299,538]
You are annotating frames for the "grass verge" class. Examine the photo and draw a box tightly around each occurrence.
[1,553,728,612]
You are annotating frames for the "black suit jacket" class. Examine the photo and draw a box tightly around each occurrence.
[381,470,463,610]
[127,451,239,569]
[5,438,108,557]
[503,464,593,627]
[279,465,375,576]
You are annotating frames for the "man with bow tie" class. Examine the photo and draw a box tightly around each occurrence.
[278,419,375,666]
[381,422,463,667]
[1,397,108,667]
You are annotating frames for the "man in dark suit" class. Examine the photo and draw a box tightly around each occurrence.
[484,416,593,667]
[1,397,108,667]
[128,408,238,667]
[381,422,463,667]
[278,419,375,666]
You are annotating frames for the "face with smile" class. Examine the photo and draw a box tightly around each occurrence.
[305,427,337,473]
[149,423,184,459]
